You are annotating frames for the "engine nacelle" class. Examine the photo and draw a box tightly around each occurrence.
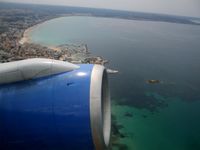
[0,58,111,150]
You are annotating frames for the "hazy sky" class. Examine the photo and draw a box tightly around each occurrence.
[1,0,200,17]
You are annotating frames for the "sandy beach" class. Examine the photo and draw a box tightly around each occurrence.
[18,15,92,45]
[19,24,36,44]
[19,21,62,52]
[17,16,112,66]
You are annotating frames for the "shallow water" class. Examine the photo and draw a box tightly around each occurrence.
[29,16,200,150]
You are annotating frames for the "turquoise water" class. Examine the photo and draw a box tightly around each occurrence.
[29,16,200,150]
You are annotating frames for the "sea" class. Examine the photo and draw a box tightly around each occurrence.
[28,16,200,150]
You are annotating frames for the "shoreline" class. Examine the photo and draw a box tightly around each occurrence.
[19,21,45,45]
[19,14,94,46]
[18,15,119,73]
[19,26,32,45]
[19,15,90,50]
[19,21,64,52]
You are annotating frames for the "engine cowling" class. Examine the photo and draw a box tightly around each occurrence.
[0,58,111,150]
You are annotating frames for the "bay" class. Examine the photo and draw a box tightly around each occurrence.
[29,16,200,150]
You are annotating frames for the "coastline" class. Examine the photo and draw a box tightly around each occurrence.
[19,26,32,45]
[19,22,43,45]
[18,16,118,73]
[19,21,64,52]
[19,15,88,50]
[19,15,93,46]
[19,17,72,53]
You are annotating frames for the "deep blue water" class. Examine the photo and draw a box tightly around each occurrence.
[29,16,200,150]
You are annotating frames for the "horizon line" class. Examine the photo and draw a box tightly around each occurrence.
[0,1,199,19]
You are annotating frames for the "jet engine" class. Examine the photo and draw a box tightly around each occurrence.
[0,58,111,150]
